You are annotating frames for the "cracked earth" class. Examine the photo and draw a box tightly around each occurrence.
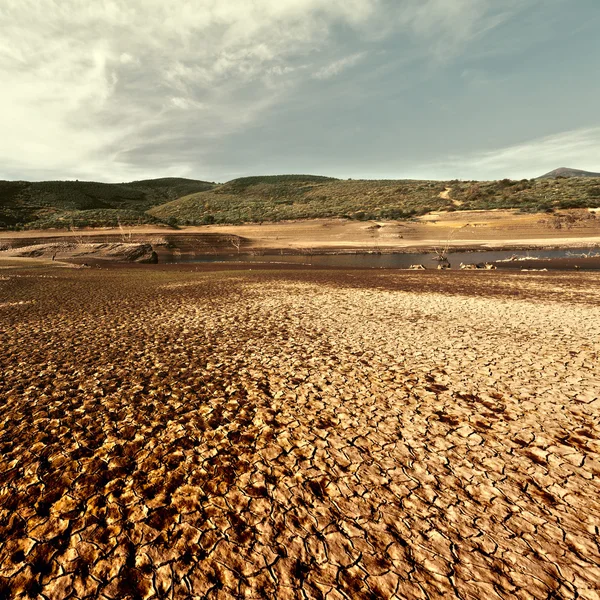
[1,265,599,599]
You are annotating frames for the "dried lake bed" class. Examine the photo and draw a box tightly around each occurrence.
[1,262,599,599]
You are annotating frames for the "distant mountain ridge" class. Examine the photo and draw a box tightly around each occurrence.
[538,167,600,179]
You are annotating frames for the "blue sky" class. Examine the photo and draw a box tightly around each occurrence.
[1,0,599,182]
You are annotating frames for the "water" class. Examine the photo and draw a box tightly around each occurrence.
[172,248,600,270]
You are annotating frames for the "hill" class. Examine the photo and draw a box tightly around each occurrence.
[149,174,600,225]
[2,173,600,229]
[0,178,215,229]
[538,167,600,179]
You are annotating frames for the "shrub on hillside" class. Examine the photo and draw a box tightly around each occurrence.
[588,186,600,198]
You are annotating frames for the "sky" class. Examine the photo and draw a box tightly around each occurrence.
[1,0,599,183]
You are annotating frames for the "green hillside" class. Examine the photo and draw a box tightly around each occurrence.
[2,173,600,229]
[149,175,600,225]
[0,178,215,228]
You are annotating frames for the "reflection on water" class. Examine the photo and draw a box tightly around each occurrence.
[174,248,600,270]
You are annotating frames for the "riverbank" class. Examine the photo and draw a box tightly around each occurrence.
[2,210,600,258]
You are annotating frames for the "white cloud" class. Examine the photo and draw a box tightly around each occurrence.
[0,0,528,181]
[423,127,600,180]
[313,53,366,80]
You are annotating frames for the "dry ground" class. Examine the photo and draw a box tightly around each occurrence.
[2,209,600,255]
[1,262,600,599]
[196,212,600,251]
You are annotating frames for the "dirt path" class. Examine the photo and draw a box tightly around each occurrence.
[439,187,451,199]
[1,266,599,598]
[439,188,464,207]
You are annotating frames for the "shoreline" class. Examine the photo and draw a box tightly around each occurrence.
[2,233,600,256]
[2,212,600,263]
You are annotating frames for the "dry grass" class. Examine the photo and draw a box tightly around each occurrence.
[1,264,599,598]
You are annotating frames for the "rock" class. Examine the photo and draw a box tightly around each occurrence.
[460,262,495,270]
[136,250,159,264]
[117,243,156,262]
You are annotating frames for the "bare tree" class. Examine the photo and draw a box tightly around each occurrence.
[118,218,133,243]
[229,235,242,253]
[368,222,381,254]
[432,228,460,262]
[302,246,314,265]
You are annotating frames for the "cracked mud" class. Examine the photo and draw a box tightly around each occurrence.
[1,265,599,599]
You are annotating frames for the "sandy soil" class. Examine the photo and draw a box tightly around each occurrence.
[2,210,600,254]
[1,264,599,599]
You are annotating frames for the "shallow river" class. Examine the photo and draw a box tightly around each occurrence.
[174,248,600,270]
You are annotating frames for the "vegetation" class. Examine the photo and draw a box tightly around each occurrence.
[150,175,600,226]
[149,177,450,225]
[21,209,164,230]
[218,174,338,193]
[449,177,600,212]
[0,178,215,229]
[2,173,600,229]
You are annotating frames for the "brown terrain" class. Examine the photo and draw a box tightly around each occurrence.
[195,209,600,252]
[1,258,599,599]
[1,209,600,263]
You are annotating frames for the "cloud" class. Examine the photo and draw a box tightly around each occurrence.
[0,0,531,181]
[313,53,366,80]
[423,127,600,180]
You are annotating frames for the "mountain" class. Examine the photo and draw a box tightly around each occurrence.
[538,167,600,179]
[0,178,216,228]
